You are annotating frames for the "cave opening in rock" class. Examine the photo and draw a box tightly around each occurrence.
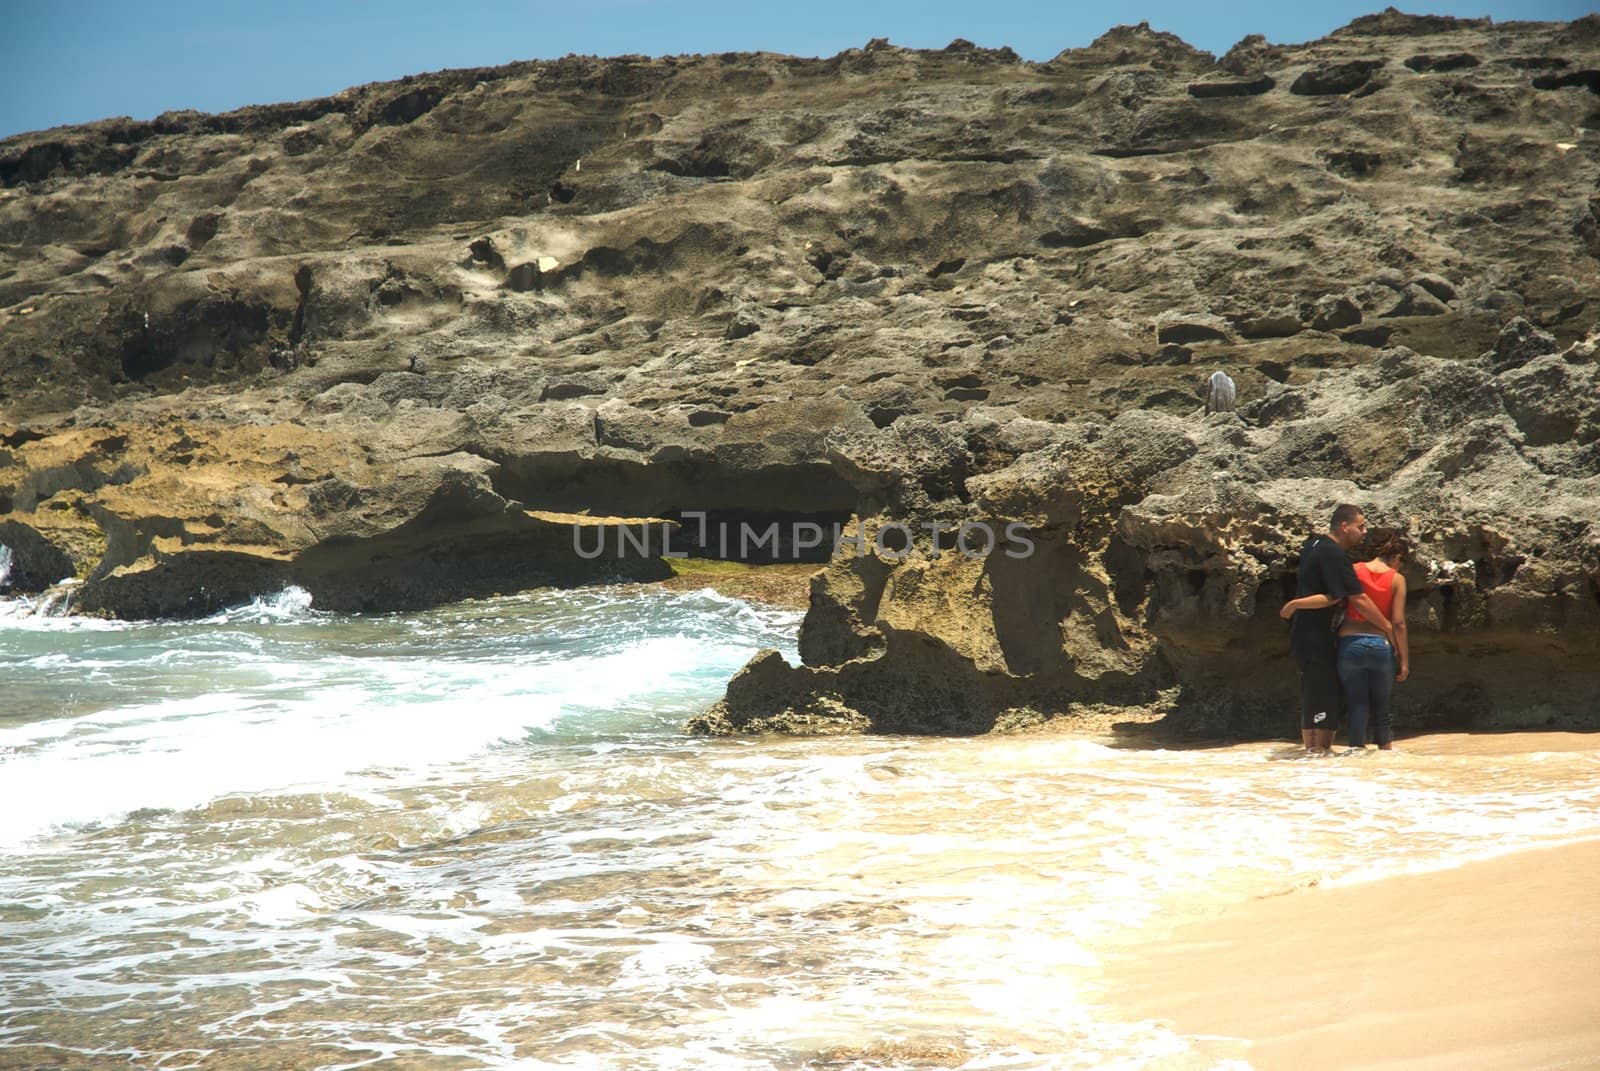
[662,507,855,563]
[488,455,859,564]
[1474,553,1525,590]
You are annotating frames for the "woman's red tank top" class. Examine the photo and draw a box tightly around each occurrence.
[1353,561,1396,620]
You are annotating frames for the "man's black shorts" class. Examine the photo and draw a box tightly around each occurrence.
[1296,649,1342,732]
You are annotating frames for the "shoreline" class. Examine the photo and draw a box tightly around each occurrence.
[1097,833,1600,1070]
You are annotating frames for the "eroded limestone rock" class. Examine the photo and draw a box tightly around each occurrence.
[2,14,1598,735]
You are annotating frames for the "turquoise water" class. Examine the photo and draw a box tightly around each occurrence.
[0,587,795,844]
[2,585,1598,1070]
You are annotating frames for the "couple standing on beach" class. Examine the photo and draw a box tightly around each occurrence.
[1280,504,1411,755]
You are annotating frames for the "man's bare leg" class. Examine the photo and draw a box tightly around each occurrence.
[1315,729,1336,753]
[1302,729,1315,752]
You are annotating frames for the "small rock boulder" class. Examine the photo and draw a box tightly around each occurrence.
[1374,268,1407,290]
[505,263,544,292]
[1310,295,1363,331]
[540,372,610,401]
[467,237,505,271]
[1219,34,1281,76]
[1486,317,1558,374]
[1410,273,1457,302]
[1384,284,1450,318]
[1497,355,1598,445]
[827,417,972,514]
[1561,329,1599,364]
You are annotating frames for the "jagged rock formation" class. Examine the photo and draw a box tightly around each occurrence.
[691,327,1600,735]
[2,11,1598,733]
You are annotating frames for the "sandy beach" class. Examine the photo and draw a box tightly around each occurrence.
[1102,816,1600,1071]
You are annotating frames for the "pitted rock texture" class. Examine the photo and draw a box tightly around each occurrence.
[2,13,1599,734]
[694,332,1600,737]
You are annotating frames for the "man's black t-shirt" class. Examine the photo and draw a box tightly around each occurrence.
[1290,534,1362,658]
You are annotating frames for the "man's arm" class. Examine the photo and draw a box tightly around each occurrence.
[1280,593,1338,619]
[1348,593,1395,640]
[1316,546,1389,635]
[1280,591,1394,640]
[1281,547,1369,620]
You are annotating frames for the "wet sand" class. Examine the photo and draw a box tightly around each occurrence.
[1102,828,1600,1070]
[1394,730,1600,755]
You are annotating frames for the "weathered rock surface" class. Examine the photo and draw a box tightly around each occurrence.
[2,13,1599,735]
[695,335,1600,736]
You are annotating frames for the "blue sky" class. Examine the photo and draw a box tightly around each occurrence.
[1,1,1591,139]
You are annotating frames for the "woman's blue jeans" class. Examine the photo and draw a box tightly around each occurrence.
[1338,635,1395,748]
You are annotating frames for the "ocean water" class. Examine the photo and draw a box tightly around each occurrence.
[2,585,1598,1070]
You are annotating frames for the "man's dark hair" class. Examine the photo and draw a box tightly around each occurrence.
[1330,503,1363,530]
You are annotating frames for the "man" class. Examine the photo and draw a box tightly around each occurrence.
[1279,504,1394,754]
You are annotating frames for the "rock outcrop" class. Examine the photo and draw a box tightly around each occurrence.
[2,13,1598,733]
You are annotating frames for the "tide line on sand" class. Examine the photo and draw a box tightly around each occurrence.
[1099,835,1600,1071]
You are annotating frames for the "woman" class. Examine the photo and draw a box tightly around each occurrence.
[1339,535,1410,751]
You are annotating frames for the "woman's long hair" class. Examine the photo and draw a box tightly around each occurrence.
[1372,533,1412,563]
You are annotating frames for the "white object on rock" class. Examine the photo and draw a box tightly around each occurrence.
[1206,370,1237,414]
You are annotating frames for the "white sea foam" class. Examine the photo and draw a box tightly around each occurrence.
[0,607,781,846]
[203,585,318,623]
[0,579,98,624]
[4,590,1597,1071]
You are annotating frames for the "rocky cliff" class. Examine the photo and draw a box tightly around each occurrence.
[2,10,1598,734]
